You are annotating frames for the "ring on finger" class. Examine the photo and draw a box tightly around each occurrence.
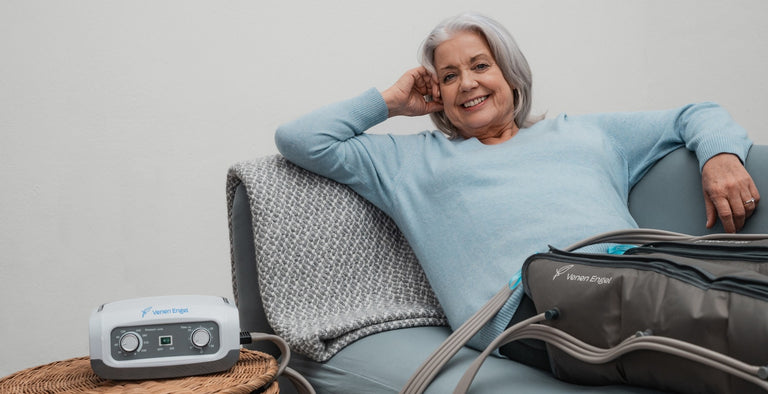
[744,198,756,207]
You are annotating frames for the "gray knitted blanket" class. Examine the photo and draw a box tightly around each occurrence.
[226,155,447,361]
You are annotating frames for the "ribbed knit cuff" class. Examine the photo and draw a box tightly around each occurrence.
[348,88,389,135]
[468,285,525,353]
[695,135,752,171]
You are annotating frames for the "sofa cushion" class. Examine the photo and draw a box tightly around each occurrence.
[291,326,660,393]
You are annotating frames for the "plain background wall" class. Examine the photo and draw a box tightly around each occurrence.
[1,0,766,377]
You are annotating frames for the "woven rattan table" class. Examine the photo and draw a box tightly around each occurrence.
[0,348,279,393]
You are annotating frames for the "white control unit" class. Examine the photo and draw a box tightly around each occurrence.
[89,295,241,380]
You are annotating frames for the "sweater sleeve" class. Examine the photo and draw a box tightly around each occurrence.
[274,88,405,212]
[575,102,752,188]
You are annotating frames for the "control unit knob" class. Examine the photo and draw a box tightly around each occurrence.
[191,328,211,348]
[119,332,142,353]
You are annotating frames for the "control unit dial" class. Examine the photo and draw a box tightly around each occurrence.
[191,328,211,348]
[119,332,142,353]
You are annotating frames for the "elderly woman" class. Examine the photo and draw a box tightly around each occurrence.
[275,13,759,370]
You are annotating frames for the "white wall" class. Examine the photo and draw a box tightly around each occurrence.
[1,0,766,376]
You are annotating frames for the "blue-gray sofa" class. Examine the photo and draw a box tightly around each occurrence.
[227,146,768,393]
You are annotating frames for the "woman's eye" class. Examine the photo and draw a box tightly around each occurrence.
[474,63,490,71]
[442,74,456,83]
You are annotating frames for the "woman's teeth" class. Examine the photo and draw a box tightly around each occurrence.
[463,96,488,108]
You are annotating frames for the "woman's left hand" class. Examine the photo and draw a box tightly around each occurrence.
[382,67,443,118]
[702,153,760,233]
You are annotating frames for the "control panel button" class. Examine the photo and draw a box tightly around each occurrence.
[191,328,211,348]
[119,332,142,353]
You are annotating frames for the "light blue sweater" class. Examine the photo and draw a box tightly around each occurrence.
[275,88,751,350]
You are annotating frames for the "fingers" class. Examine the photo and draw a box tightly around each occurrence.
[383,67,443,117]
[423,71,443,113]
[701,153,760,233]
[431,73,442,104]
[413,69,443,108]
[742,193,758,221]
[708,193,739,233]
[731,192,747,232]
[411,68,429,95]
[704,194,717,229]
[746,182,761,219]
[705,187,758,233]
[409,67,443,113]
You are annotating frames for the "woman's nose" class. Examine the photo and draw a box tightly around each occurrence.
[459,74,478,91]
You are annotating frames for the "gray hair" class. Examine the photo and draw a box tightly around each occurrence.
[419,13,539,138]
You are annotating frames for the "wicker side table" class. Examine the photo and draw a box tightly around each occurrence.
[0,348,279,393]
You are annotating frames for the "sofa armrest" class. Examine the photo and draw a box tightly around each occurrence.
[230,181,280,356]
[227,155,447,362]
[629,146,768,234]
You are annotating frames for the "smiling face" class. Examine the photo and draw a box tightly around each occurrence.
[434,30,518,144]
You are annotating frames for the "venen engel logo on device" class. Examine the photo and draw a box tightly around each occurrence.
[141,306,190,318]
[553,264,613,285]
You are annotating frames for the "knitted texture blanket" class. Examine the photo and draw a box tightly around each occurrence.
[226,155,447,361]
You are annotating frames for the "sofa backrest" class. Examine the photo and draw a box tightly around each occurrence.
[629,146,768,234]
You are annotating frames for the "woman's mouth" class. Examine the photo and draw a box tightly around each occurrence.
[462,95,489,108]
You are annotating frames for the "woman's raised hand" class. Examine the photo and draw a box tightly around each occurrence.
[382,67,443,118]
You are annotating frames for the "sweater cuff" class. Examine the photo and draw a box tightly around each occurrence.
[695,135,752,171]
[349,88,390,135]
